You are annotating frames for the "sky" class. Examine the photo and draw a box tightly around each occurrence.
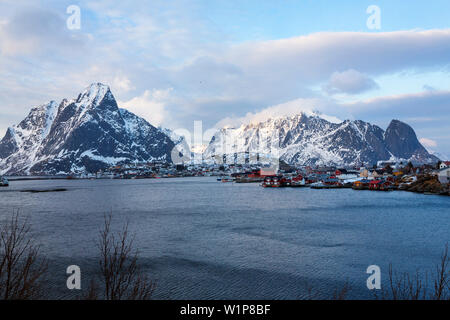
[0,0,449,157]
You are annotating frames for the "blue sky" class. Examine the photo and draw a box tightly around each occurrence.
[201,0,450,39]
[0,0,449,157]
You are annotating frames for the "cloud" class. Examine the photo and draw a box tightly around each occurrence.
[342,90,450,122]
[215,90,450,131]
[340,90,450,154]
[226,30,450,82]
[158,29,450,126]
[405,117,436,123]
[0,6,87,57]
[419,138,438,148]
[423,84,436,92]
[118,88,173,127]
[215,98,342,128]
[112,76,135,94]
[324,69,379,95]
[1,1,450,155]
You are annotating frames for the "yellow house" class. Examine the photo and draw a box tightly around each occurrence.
[353,181,363,187]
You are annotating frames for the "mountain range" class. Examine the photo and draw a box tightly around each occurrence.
[0,83,439,175]
[0,83,174,175]
[203,112,438,167]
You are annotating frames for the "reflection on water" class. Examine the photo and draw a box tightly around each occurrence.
[1,177,449,299]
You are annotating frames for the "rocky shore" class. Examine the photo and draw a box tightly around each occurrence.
[401,175,449,196]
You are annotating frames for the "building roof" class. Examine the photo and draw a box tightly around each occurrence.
[260,168,276,176]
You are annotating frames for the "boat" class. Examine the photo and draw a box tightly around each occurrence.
[96,172,116,179]
[310,182,342,189]
[221,176,234,182]
[262,175,308,188]
[234,177,264,183]
[289,181,309,188]
[310,182,325,189]
[234,170,265,183]
[0,176,9,187]
[262,176,283,188]
[289,175,308,187]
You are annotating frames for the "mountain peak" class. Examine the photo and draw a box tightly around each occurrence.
[385,119,416,142]
[76,82,112,107]
[387,119,406,128]
[384,118,438,163]
[299,110,342,124]
[0,83,175,175]
[87,82,110,91]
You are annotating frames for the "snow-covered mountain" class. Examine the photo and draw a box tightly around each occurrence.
[203,113,439,167]
[159,127,207,164]
[0,83,174,175]
[0,84,439,174]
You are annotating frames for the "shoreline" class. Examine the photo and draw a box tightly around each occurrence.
[4,175,449,197]
[6,176,71,181]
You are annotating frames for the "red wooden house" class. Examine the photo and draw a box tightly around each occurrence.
[369,180,392,191]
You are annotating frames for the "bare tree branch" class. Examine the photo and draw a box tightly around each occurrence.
[0,211,48,300]
[86,213,155,300]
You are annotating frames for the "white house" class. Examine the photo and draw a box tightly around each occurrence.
[438,167,450,184]
[440,161,450,169]
[337,173,359,181]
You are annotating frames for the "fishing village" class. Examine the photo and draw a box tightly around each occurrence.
[2,160,449,196]
[216,160,450,196]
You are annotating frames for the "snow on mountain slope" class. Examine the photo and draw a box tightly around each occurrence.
[0,101,59,174]
[0,83,439,174]
[203,113,439,167]
[0,83,174,175]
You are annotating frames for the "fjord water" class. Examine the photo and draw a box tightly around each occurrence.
[1,177,449,299]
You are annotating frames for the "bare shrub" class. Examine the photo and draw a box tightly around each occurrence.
[86,214,155,300]
[432,243,449,300]
[332,281,350,300]
[325,245,448,300]
[0,212,48,300]
[375,244,449,300]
